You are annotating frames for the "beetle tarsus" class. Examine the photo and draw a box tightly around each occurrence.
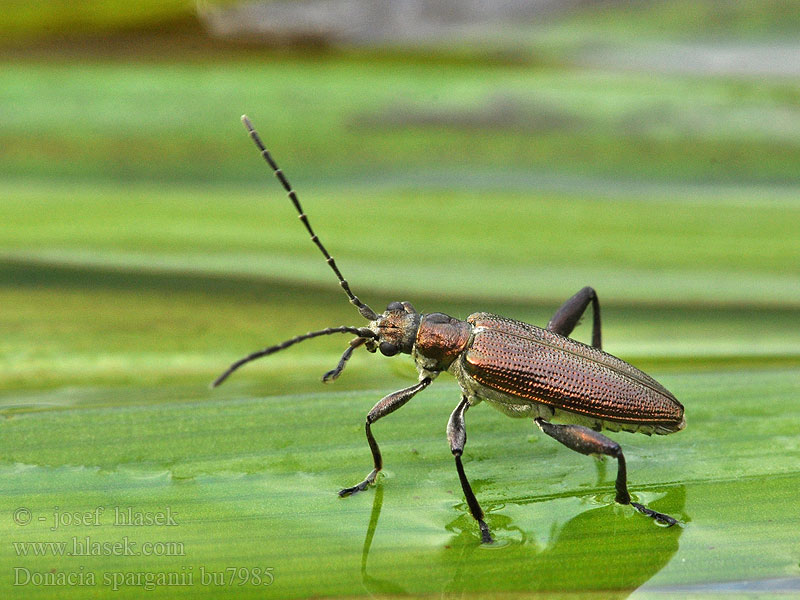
[339,470,378,497]
[630,501,678,526]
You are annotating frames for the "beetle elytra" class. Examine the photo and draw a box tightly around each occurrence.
[214,115,685,544]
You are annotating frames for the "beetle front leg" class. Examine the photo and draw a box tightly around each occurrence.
[339,377,432,497]
[448,397,493,544]
[547,286,602,349]
[534,418,677,526]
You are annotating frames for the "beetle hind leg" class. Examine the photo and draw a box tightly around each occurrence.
[534,418,678,526]
[547,286,602,349]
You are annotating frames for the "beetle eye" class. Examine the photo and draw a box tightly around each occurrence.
[386,301,404,312]
[379,342,399,357]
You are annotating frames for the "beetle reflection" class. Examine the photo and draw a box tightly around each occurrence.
[360,484,686,598]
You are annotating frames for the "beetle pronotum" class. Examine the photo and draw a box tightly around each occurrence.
[214,115,685,543]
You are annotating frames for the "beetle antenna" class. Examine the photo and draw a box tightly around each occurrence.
[241,115,378,321]
[211,326,375,388]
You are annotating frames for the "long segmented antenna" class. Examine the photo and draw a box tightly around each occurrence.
[241,115,378,321]
[212,326,375,388]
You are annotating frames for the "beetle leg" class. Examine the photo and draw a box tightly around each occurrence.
[322,337,366,382]
[448,396,493,544]
[534,418,677,526]
[547,286,602,349]
[339,377,432,497]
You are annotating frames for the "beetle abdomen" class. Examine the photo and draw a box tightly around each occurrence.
[462,313,684,434]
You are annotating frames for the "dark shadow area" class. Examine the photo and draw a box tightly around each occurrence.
[5,256,800,320]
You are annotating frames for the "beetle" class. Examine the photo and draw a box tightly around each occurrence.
[214,115,685,544]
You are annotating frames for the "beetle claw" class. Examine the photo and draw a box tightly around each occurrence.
[338,484,366,497]
[631,501,679,527]
[339,470,378,497]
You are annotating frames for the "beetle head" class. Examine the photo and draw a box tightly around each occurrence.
[366,301,422,357]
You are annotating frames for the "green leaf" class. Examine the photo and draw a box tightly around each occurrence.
[2,368,799,597]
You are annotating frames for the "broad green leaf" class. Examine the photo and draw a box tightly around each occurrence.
[1,368,799,598]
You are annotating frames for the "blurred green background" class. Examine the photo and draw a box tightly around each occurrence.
[1,1,799,598]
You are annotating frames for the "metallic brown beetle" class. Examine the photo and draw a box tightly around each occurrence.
[214,116,685,544]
